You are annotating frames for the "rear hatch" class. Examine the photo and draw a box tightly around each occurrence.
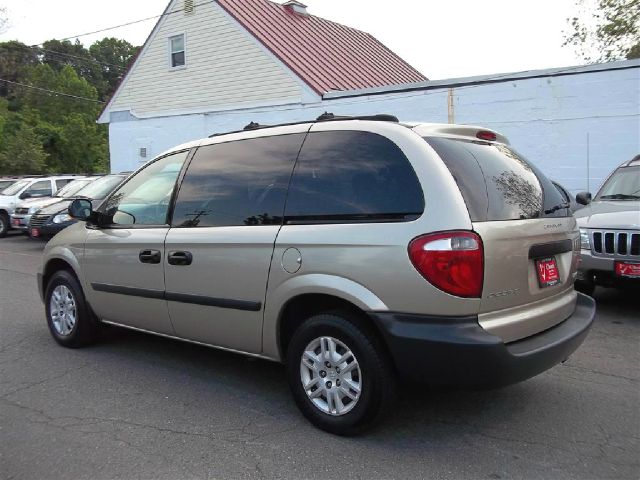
[422,132,579,342]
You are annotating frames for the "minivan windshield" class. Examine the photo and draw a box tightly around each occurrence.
[595,165,640,200]
[54,179,94,198]
[74,175,124,200]
[1,179,30,196]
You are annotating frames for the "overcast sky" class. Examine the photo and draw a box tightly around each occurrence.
[0,0,582,80]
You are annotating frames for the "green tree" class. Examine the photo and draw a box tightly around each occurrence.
[40,39,107,98]
[0,41,40,99]
[21,64,101,123]
[564,0,640,61]
[58,113,108,173]
[89,37,139,99]
[0,123,48,174]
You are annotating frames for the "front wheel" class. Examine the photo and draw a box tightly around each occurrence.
[0,212,9,238]
[286,312,396,435]
[45,270,101,348]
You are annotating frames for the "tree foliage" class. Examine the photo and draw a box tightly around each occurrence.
[0,37,139,175]
[564,0,640,61]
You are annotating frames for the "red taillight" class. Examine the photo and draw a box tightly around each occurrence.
[476,130,497,142]
[408,231,484,298]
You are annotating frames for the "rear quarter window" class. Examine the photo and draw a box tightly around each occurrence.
[285,131,424,223]
[425,137,568,221]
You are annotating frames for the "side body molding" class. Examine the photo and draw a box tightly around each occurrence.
[262,273,388,360]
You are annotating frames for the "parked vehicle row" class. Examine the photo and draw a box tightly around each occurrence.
[39,114,597,435]
[0,174,127,238]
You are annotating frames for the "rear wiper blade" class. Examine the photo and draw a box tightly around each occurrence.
[544,202,570,214]
[599,194,640,200]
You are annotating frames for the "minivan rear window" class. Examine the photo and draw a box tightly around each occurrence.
[424,137,569,222]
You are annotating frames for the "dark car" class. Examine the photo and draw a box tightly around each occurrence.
[29,174,127,239]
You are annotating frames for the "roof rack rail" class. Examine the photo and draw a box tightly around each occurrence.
[315,112,399,123]
[221,112,399,138]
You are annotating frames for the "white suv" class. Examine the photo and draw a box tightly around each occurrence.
[0,176,81,237]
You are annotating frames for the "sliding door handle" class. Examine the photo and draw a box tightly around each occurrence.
[139,249,161,264]
[168,251,193,266]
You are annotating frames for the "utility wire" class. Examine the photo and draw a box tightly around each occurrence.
[0,78,105,104]
[38,0,216,44]
[32,46,127,71]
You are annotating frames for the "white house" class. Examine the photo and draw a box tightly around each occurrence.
[99,0,640,194]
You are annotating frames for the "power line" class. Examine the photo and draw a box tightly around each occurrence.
[38,0,216,44]
[33,46,127,71]
[0,78,105,104]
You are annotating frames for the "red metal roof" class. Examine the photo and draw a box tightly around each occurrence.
[216,0,427,94]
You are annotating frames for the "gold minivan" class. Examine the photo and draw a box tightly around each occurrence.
[38,114,596,435]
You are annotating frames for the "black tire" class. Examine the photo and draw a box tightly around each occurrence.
[44,270,101,348]
[0,211,9,238]
[286,312,396,435]
[575,280,596,297]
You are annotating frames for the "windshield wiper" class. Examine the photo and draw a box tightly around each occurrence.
[544,201,570,214]
[599,194,640,200]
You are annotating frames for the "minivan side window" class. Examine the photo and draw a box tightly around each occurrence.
[100,151,188,226]
[171,134,305,228]
[285,131,424,222]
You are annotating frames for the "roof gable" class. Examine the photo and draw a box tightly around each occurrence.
[216,0,427,94]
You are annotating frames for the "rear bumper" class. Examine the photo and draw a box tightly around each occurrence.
[369,292,596,388]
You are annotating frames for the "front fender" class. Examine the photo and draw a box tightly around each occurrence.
[262,273,388,360]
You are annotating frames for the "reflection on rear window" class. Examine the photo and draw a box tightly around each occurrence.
[425,137,568,222]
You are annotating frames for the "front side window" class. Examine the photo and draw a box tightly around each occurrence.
[285,131,424,222]
[169,34,185,68]
[172,135,305,228]
[100,151,188,226]
[25,180,53,198]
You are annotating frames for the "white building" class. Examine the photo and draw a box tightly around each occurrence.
[99,0,640,194]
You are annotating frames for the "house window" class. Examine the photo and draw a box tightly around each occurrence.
[169,34,185,68]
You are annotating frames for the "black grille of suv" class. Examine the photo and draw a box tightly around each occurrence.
[592,231,640,256]
[28,214,50,229]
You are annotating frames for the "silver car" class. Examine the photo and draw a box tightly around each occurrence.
[574,155,640,294]
[38,114,596,434]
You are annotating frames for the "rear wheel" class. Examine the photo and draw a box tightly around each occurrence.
[0,212,9,238]
[45,270,101,347]
[286,312,396,435]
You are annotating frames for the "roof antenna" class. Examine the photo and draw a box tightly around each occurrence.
[316,112,335,121]
[243,121,261,131]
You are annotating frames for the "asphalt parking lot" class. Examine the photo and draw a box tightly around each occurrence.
[0,232,638,480]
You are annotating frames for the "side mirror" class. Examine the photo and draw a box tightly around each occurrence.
[19,192,32,200]
[68,198,93,221]
[575,192,592,206]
